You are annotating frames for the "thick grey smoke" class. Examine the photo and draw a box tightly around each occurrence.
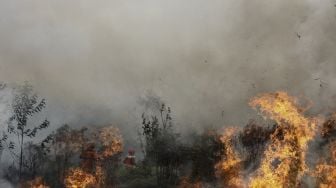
[0,179,13,188]
[0,0,335,140]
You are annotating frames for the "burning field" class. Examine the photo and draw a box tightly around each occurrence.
[2,84,336,188]
[1,0,336,187]
[215,91,336,188]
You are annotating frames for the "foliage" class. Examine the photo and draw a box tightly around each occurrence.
[41,124,89,187]
[239,122,275,170]
[5,82,50,181]
[189,129,224,182]
[118,165,157,188]
[141,104,186,186]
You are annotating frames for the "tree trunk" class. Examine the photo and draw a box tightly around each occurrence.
[19,130,24,181]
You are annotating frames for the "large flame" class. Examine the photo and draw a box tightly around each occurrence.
[64,126,123,188]
[98,126,123,159]
[248,91,317,187]
[216,127,244,188]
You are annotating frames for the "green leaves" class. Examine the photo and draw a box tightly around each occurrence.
[26,119,50,138]
[31,99,46,115]
[4,82,50,180]
[9,82,49,139]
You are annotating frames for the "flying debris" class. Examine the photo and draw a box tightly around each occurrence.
[0,83,6,90]
[296,32,301,39]
[314,78,327,88]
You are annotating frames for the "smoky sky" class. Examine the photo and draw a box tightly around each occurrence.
[0,0,336,140]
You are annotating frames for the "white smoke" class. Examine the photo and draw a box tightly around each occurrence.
[0,179,13,188]
[0,0,335,149]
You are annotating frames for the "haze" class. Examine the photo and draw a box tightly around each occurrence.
[0,0,335,139]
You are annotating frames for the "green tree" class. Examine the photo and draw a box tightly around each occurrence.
[141,104,185,186]
[22,141,49,179]
[41,124,88,187]
[7,82,49,181]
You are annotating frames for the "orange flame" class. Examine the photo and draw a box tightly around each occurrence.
[314,141,336,188]
[23,177,49,188]
[216,127,245,188]
[178,177,202,188]
[98,126,123,159]
[65,126,123,188]
[248,91,317,188]
[64,168,97,188]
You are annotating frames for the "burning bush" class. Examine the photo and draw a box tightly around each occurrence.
[22,177,49,188]
[214,91,325,187]
[96,126,123,159]
[6,90,336,188]
[215,128,244,188]
[64,168,97,188]
[314,141,336,188]
[239,122,275,171]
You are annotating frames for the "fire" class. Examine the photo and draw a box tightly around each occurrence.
[216,127,244,188]
[314,141,336,188]
[248,91,317,187]
[98,126,123,159]
[95,163,105,187]
[23,177,49,188]
[249,91,316,148]
[64,168,97,188]
[65,126,123,188]
[178,177,202,188]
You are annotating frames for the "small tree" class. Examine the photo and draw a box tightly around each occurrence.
[22,141,49,179]
[41,124,88,187]
[141,104,184,186]
[0,132,8,161]
[190,129,224,182]
[7,82,49,181]
[0,83,9,161]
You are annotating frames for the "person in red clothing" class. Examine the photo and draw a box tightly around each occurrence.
[123,149,136,167]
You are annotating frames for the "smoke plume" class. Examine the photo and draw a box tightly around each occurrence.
[0,0,335,139]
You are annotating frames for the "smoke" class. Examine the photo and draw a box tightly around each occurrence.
[0,85,13,163]
[0,0,335,140]
[0,162,13,188]
[0,179,13,188]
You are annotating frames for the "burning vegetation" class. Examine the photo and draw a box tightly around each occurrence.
[314,141,336,188]
[212,91,336,188]
[248,91,318,187]
[22,177,49,188]
[64,126,123,188]
[64,168,96,188]
[215,128,244,187]
[2,83,336,187]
